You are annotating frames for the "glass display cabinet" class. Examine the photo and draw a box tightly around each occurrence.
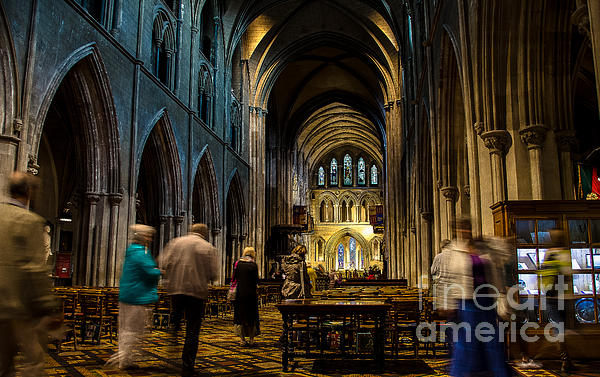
[491,201,600,327]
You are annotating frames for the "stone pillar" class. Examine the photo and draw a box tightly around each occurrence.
[333,204,340,222]
[174,215,184,237]
[84,193,100,286]
[249,107,266,275]
[440,186,458,240]
[420,211,433,289]
[555,130,577,200]
[107,193,122,286]
[519,125,548,200]
[159,215,168,252]
[586,0,600,113]
[480,130,512,203]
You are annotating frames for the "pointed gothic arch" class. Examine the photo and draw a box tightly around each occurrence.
[136,111,183,255]
[33,46,122,286]
[225,169,247,279]
[192,146,221,237]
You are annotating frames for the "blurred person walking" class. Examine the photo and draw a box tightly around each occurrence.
[306,263,317,295]
[232,247,260,346]
[0,172,59,377]
[437,217,509,377]
[160,223,218,377]
[107,225,160,370]
[281,245,312,299]
[540,228,573,372]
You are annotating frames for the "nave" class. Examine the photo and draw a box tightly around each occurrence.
[26,303,597,377]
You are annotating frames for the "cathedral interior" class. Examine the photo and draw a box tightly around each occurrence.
[1,0,600,375]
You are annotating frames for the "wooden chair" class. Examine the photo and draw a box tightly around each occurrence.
[390,298,421,358]
[79,292,112,344]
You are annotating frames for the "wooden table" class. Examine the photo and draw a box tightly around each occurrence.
[276,299,390,372]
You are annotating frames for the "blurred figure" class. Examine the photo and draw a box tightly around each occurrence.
[540,228,573,372]
[108,224,160,370]
[438,217,509,377]
[232,247,260,346]
[430,239,451,297]
[161,223,218,377]
[0,172,59,377]
[306,263,317,294]
[281,245,312,299]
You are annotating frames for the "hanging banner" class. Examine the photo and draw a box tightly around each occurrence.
[369,205,384,233]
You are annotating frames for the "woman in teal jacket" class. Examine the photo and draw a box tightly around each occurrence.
[108,224,161,370]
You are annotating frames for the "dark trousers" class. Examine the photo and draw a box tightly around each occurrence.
[170,295,205,373]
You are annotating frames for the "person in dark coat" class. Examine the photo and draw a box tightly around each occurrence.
[232,247,260,346]
[281,245,312,299]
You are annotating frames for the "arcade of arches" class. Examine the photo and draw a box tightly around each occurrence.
[0,0,599,291]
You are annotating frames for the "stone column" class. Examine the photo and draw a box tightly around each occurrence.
[174,215,184,237]
[555,130,577,200]
[586,0,600,113]
[519,125,548,200]
[159,215,168,253]
[420,211,433,289]
[480,130,512,203]
[333,204,340,222]
[84,193,100,286]
[107,193,122,286]
[440,186,458,240]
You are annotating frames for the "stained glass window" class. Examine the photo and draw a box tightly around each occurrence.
[360,246,364,269]
[349,238,356,269]
[331,158,338,185]
[358,158,366,185]
[343,154,352,185]
[337,243,345,269]
[318,166,325,186]
[371,165,378,185]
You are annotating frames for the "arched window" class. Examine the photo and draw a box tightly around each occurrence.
[349,237,356,269]
[152,11,175,89]
[320,200,326,222]
[371,165,378,185]
[358,157,366,185]
[359,245,364,269]
[348,200,354,222]
[330,158,338,185]
[326,200,334,222]
[230,98,241,152]
[343,154,352,185]
[198,65,213,127]
[318,166,325,186]
[316,239,324,262]
[337,243,345,270]
[341,200,347,222]
[200,0,215,63]
[361,200,368,222]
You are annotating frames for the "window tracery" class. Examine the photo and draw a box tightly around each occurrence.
[330,158,338,185]
[343,154,352,185]
[318,166,325,186]
[198,65,213,127]
[371,165,378,185]
[152,11,175,89]
[358,157,365,185]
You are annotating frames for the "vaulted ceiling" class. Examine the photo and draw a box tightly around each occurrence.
[224,0,404,157]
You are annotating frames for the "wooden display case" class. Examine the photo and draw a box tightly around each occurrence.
[491,201,600,327]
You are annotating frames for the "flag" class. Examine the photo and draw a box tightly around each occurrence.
[578,165,600,200]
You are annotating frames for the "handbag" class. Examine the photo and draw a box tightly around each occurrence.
[227,261,239,302]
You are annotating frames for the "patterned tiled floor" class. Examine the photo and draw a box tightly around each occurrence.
[15,305,600,376]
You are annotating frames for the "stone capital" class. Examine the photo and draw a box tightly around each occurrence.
[480,130,512,155]
[211,227,222,235]
[108,193,123,206]
[555,130,577,152]
[421,211,433,222]
[85,192,101,204]
[174,215,185,224]
[519,125,548,150]
[440,186,459,202]
[159,215,169,224]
